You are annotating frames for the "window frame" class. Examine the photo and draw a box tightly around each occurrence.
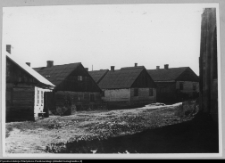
[134,88,138,96]
[37,90,39,105]
[179,82,184,90]
[90,94,95,102]
[41,91,44,105]
[77,76,83,81]
[149,88,153,96]
[84,93,89,100]
[193,84,196,91]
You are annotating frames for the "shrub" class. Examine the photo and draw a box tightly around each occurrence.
[50,91,103,115]
[53,91,78,115]
[56,106,69,116]
[175,99,199,118]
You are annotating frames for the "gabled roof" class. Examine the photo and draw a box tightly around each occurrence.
[147,67,194,81]
[5,52,55,88]
[89,69,109,83]
[98,66,149,89]
[34,62,81,86]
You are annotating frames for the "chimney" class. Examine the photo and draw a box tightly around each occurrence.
[156,66,160,70]
[85,68,89,71]
[135,63,138,67]
[26,62,31,67]
[164,64,169,70]
[6,45,11,54]
[47,61,54,67]
[111,66,115,71]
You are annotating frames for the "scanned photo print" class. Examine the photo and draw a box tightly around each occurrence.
[2,3,221,157]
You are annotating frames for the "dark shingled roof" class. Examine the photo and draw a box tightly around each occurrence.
[6,52,55,88]
[147,67,190,81]
[98,66,150,89]
[34,63,81,86]
[89,69,109,83]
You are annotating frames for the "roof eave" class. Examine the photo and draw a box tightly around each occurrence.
[154,80,176,82]
[101,87,131,90]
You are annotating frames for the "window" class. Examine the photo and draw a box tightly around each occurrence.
[78,94,83,101]
[134,88,138,96]
[84,93,89,100]
[77,76,83,81]
[90,94,94,102]
[37,90,39,105]
[95,94,101,101]
[149,88,153,96]
[41,91,44,105]
[193,84,196,91]
[179,82,183,90]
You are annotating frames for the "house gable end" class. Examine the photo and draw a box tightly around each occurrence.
[6,54,54,88]
[131,69,157,88]
[176,68,199,82]
[57,64,102,92]
[34,63,81,88]
[7,57,43,87]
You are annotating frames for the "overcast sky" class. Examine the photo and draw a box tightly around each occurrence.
[2,4,213,75]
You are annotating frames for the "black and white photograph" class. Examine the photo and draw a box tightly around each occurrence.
[1,1,222,159]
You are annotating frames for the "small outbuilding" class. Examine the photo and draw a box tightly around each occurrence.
[95,64,157,108]
[148,65,199,104]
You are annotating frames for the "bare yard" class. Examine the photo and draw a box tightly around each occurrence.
[5,103,196,153]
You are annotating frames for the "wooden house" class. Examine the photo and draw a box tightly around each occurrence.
[95,64,157,108]
[34,61,102,111]
[5,50,55,122]
[147,65,199,104]
[199,8,218,121]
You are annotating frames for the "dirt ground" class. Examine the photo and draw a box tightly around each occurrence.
[5,102,212,154]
